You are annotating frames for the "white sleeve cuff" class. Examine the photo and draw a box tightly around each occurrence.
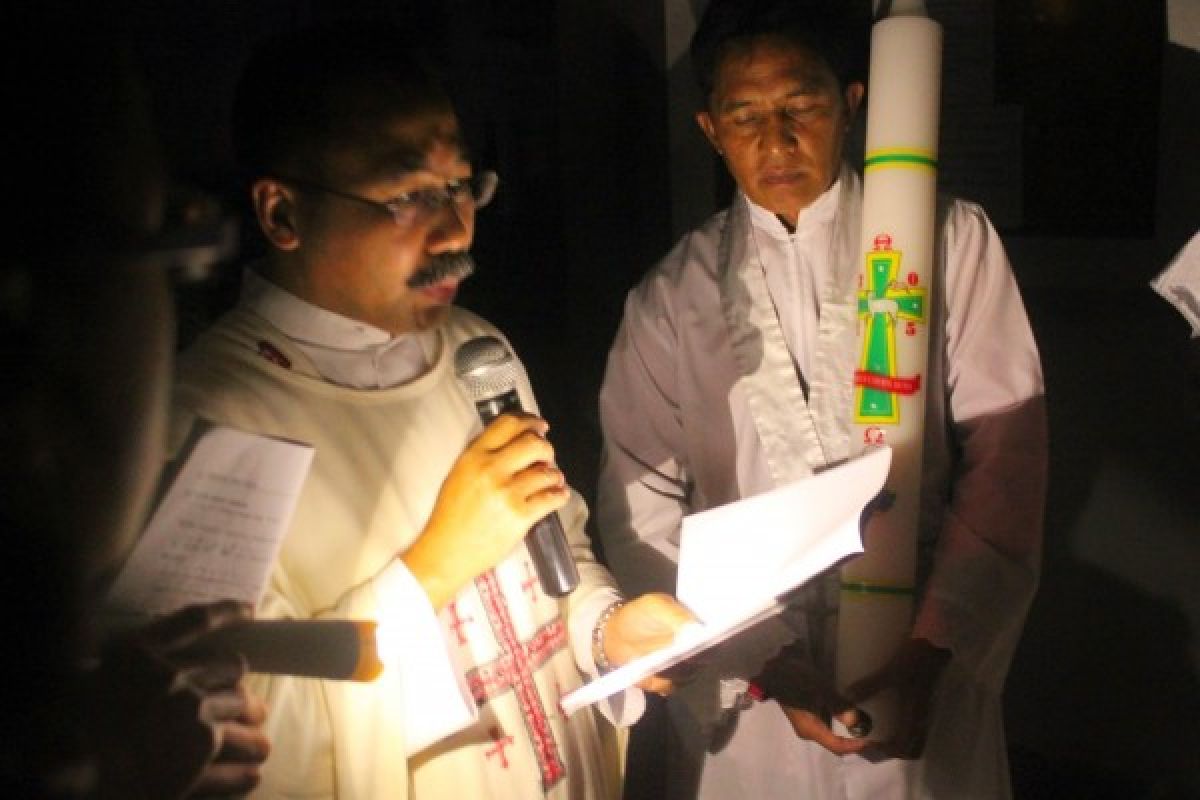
[373,560,478,755]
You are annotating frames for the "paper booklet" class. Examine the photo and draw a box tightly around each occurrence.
[560,445,891,715]
[103,419,314,630]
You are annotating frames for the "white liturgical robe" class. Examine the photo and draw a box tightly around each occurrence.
[172,281,640,800]
[597,166,1047,800]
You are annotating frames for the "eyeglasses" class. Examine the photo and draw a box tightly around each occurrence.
[279,170,498,229]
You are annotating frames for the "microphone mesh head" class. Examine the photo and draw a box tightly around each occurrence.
[455,335,519,402]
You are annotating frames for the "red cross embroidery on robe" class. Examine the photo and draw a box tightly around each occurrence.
[446,599,475,646]
[469,570,568,791]
[520,562,539,602]
[485,726,515,768]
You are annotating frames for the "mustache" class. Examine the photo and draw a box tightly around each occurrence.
[406,251,476,290]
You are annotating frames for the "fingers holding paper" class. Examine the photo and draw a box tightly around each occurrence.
[599,592,697,695]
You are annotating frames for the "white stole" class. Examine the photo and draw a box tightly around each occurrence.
[718,165,864,487]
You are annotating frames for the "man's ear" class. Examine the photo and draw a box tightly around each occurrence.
[695,111,723,156]
[251,178,301,251]
[844,81,865,125]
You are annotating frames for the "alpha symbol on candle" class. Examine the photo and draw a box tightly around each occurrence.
[855,234,926,424]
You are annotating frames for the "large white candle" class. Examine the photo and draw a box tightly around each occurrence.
[836,7,942,742]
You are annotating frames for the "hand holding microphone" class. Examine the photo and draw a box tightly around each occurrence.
[401,336,577,608]
[454,336,580,597]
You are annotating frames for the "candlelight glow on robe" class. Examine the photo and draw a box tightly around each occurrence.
[836,4,942,742]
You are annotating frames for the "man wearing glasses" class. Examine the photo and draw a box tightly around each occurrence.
[170,21,690,799]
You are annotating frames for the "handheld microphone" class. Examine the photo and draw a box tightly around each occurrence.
[198,619,383,681]
[454,335,580,597]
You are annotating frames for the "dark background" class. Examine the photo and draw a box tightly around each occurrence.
[96,0,1200,796]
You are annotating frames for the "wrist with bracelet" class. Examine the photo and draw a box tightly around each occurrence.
[591,599,625,674]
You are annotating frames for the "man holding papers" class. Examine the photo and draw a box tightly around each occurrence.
[172,21,690,799]
[596,1,1047,798]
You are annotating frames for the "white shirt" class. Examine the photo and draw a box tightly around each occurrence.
[749,176,842,385]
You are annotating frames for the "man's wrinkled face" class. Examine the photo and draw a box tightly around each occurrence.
[697,37,862,229]
[287,110,477,335]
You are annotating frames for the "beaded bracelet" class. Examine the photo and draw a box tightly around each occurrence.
[591,600,625,673]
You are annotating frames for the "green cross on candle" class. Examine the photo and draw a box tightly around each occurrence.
[855,235,926,424]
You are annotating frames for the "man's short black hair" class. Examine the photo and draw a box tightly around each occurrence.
[231,20,453,184]
[690,0,870,104]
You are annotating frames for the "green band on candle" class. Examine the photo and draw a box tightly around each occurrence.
[840,581,916,597]
[864,150,937,171]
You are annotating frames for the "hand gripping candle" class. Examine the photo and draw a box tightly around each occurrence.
[835,1,942,742]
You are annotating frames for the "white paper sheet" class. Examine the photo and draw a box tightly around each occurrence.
[104,420,314,628]
[1151,230,1200,337]
[561,446,891,714]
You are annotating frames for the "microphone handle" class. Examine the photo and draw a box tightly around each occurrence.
[528,514,579,597]
[474,390,580,597]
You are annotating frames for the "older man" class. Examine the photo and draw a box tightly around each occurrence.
[171,21,689,800]
[596,1,1047,798]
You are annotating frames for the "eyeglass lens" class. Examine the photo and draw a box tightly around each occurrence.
[397,171,497,218]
